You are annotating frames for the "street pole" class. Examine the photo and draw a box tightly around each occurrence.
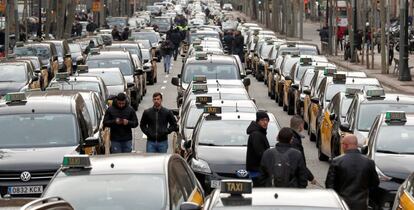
[380,0,386,73]
[350,0,357,62]
[37,0,42,37]
[299,0,303,39]
[328,0,333,55]
[5,0,9,57]
[399,0,412,81]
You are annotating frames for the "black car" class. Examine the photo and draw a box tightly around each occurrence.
[0,91,99,198]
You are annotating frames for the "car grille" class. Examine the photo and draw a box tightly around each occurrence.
[0,170,56,181]
[217,172,249,179]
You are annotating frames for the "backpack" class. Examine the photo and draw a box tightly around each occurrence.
[271,148,292,187]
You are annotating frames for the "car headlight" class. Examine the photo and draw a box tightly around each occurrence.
[376,166,392,181]
[191,158,211,174]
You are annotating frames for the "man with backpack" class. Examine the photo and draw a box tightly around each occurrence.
[261,127,308,188]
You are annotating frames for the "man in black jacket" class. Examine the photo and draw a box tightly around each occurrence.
[325,134,379,210]
[246,111,270,187]
[140,92,178,153]
[168,28,182,61]
[103,93,139,153]
[290,116,316,185]
[232,30,244,62]
[261,127,308,188]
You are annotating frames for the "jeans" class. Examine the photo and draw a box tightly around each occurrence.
[111,140,132,153]
[163,54,172,73]
[248,170,265,187]
[146,140,168,153]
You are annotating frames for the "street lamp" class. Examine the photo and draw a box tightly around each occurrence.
[399,0,411,81]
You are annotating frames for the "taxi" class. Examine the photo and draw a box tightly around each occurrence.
[294,68,317,120]
[186,107,280,192]
[255,39,281,83]
[82,67,129,97]
[274,53,301,108]
[0,92,99,198]
[0,59,43,95]
[341,88,414,147]
[196,180,349,210]
[392,172,414,210]
[360,112,414,209]
[28,154,205,210]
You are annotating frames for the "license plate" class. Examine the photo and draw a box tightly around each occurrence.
[210,180,221,188]
[8,186,43,195]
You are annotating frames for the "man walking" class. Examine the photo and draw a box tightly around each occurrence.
[261,127,308,188]
[86,19,98,35]
[325,134,379,210]
[290,116,316,185]
[169,27,182,61]
[160,40,174,74]
[232,30,244,62]
[103,93,139,153]
[140,92,178,153]
[246,111,270,187]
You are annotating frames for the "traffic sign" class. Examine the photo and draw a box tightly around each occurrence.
[92,0,100,12]
[0,0,6,13]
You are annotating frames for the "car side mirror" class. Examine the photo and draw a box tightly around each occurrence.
[143,65,150,70]
[340,123,351,132]
[152,57,158,61]
[246,69,252,75]
[180,202,201,210]
[329,113,336,121]
[285,75,292,81]
[32,76,39,82]
[243,78,251,87]
[264,58,269,62]
[127,82,135,88]
[361,145,368,155]
[310,97,319,104]
[171,77,180,86]
[134,69,144,75]
[171,108,179,116]
[274,69,280,74]
[291,84,299,90]
[184,140,192,149]
[303,89,311,95]
[83,136,100,147]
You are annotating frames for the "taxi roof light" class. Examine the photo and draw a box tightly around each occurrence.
[193,75,207,83]
[90,48,100,55]
[385,111,407,123]
[4,92,27,103]
[221,180,252,195]
[300,57,313,66]
[204,106,222,114]
[194,45,203,52]
[333,73,346,83]
[56,72,69,81]
[62,155,91,169]
[192,84,208,93]
[366,88,385,98]
[196,96,212,104]
[195,52,208,60]
[345,88,360,96]
[324,68,337,76]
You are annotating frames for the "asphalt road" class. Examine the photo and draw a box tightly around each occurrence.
[132,57,331,188]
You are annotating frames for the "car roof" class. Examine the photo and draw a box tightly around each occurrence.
[88,68,122,73]
[203,112,276,122]
[186,55,236,64]
[0,91,80,115]
[189,99,256,109]
[87,51,130,59]
[51,75,102,83]
[378,112,414,126]
[57,153,173,176]
[360,93,414,104]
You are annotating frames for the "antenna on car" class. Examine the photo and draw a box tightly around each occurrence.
[236,102,239,112]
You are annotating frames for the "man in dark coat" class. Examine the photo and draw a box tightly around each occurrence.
[103,93,139,153]
[121,27,130,41]
[261,127,308,188]
[111,26,121,41]
[246,111,270,187]
[232,30,244,62]
[290,116,316,184]
[325,134,379,210]
[223,31,234,53]
[169,28,182,61]
[86,20,98,35]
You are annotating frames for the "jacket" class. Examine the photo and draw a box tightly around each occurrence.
[325,149,379,210]
[246,121,270,171]
[232,34,244,54]
[291,129,315,181]
[103,99,139,141]
[169,30,182,46]
[140,106,178,142]
[261,143,308,188]
[161,40,174,56]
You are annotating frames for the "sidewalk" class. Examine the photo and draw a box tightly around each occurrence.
[238,11,414,94]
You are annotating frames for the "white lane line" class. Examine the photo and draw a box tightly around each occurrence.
[161,86,166,89]
[163,80,167,83]
[165,75,169,78]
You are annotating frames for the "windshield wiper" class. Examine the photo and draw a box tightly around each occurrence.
[377,150,401,154]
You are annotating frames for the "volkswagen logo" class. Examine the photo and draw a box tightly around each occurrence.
[236,169,249,178]
[20,171,31,182]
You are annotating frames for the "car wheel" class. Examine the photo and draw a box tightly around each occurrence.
[283,104,287,111]
[148,76,155,85]
[318,138,329,161]
[278,93,283,107]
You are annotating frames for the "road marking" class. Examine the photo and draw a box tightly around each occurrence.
[161,86,166,89]
[142,134,147,139]
[163,80,167,83]
[165,75,169,78]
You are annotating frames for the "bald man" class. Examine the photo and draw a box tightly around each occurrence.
[325,134,379,210]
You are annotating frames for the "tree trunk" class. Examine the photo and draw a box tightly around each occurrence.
[64,0,76,39]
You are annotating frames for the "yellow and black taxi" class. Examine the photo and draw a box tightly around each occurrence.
[186,108,280,192]
[358,112,414,209]
[294,68,317,120]
[43,40,72,72]
[197,180,349,210]
[48,72,110,101]
[26,154,205,209]
[85,49,144,110]
[341,88,414,147]
[252,37,277,81]
[0,92,99,198]
[171,53,246,107]
[392,172,414,210]
[0,59,42,96]
[274,53,301,109]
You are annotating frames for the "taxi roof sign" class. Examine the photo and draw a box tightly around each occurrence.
[300,57,313,65]
[56,72,69,80]
[192,84,208,93]
[333,73,346,83]
[196,96,212,104]
[62,155,91,169]
[366,88,385,98]
[193,75,207,83]
[194,45,203,52]
[195,52,208,60]
[345,88,360,96]
[204,106,222,114]
[4,92,27,103]
[385,111,407,123]
[221,180,252,195]
[324,68,337,76]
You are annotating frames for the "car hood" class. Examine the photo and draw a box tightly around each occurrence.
[198,146,246,173]
[375,153,414,180]
[107,85,125,96]
[0,146,78,171]
[0,82,26,96]
[124,75,134,84]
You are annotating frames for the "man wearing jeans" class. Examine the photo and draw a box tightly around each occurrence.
[140,92,178,153]
[103,93,139,153]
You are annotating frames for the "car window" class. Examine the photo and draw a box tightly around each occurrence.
[0,64,28,82]
[183,64,239,83]
[86,59,133,76]
[86,71,124,86]
[375,125,414,154]
[358,104,414,131]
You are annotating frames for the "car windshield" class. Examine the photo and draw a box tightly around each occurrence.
[183,64,239,83]
[87,59,133,75]
[376,125,414,154]
[190,33,220,42]
[137,41,152,49]
[299,47,319,55]
[151,18,170,26]
[15,46,51,60]
[142,50,151,61]
[358,104,414,131]
[108,46,139,56]
[0,114,77,148]
[185,106,256,128]
[131,33,158,44]
[54,44,63,57]
[106,18,127,28]
[341,98,352,117]
[43,174,166,210]
[198,120,278,146]
[86,72,124,86]
[50,81,101,93]
[0,64,27,82]
[282,58,300,75]
[82,96,98,128]
[302,72,314,87]
[260,45,273,59]
[69,44,82,53]
[296,66,312,81]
